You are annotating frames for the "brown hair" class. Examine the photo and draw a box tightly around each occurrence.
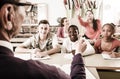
[38,20,50,26]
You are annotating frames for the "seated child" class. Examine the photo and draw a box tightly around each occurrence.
[15,20,60,58]
[61,25,95,56]
[94,23,120,58]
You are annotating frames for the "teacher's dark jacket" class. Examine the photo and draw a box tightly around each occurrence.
[0,45,85,79]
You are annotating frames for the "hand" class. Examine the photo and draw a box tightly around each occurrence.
[110,52,120,58]
[35,51,47,58]
[75,39,87,55]
[74,7,80,16]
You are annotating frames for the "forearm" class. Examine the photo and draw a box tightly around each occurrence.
[70,53,86,79]
[46,46,60,55]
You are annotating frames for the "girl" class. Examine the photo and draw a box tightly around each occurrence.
[76,10,101,44]
[94,23,120,58]
[57,17,69,38]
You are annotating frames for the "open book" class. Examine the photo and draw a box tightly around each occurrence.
[101,53,120,60]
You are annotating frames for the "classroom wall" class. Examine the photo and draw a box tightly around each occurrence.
[102,0,120,25]
[27,0,120,26]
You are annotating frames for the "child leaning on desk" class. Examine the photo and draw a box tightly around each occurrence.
[94,23,120,58]
[15,20,61,58]
[61,25,95,56]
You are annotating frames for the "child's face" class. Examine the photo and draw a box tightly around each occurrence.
[68,27,78,42]
[101,25,114,38]
[38,24,50,37]
[86,11,94,22]
[63,19,69,26]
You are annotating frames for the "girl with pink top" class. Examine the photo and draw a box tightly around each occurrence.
[77,10,101,44]
[94,23,120,58]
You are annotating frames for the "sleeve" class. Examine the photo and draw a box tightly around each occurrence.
[26,60,70,79]
[82,40,95,56]
[57,27,61,37]
[61,38,68,53]
[70,54,86,79]
[78,15,88,27]
[20,36,35,48]
[52,34,60,48]
[57,27,64,38]
[94,39,101,54]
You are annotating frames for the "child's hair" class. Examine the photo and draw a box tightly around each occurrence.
[60,17,67,27]
[102,23,116,33]
[68,25,79,34]
[38,20,50,26]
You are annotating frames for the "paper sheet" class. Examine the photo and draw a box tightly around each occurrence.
[102,54,120,60]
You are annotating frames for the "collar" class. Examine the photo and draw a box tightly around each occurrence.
[0,40,13,52]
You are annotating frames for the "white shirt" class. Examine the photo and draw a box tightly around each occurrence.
[0,40,13,52]
[61,37,95,56]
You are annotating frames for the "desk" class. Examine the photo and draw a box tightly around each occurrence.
[14,52,99,79]
[10,38,28,43]
[15,33,33,38]
[84,54,120,70]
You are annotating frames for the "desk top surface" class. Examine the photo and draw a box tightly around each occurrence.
[84,54,120,70]
[14,53,98,79]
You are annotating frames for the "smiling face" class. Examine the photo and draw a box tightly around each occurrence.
[38,24,50,38]
[68,25,79,42]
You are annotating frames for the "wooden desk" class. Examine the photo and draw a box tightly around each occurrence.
[14,53,99,79]
[84,54,120,70]
[15,33,33,38]
[10,38,28,43]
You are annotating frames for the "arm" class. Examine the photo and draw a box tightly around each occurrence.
[26,60,70,79]
[94,39,102,54]
[15,37,34,53]
[71,54,86,79]
[36,34,61,57]
[70,39,86,79]
[78,16,88,27]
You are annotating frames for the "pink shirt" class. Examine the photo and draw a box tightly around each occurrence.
[78,16,101,40]
[94,39,120,54]
[57,27,64,38]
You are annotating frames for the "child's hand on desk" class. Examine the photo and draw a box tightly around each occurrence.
[102,51,120,58]
[32,48,47,58]
[35,51,47,58]
[110,52,120,58]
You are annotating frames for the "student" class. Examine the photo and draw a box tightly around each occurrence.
[57,17,69,38]
[94,23,120,58]
[76,9,101,44]
[0,0,86,78]
[62,25,95,56]
[15,20,61,58]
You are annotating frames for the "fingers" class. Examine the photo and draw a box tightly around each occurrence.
[75,39,87,54]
